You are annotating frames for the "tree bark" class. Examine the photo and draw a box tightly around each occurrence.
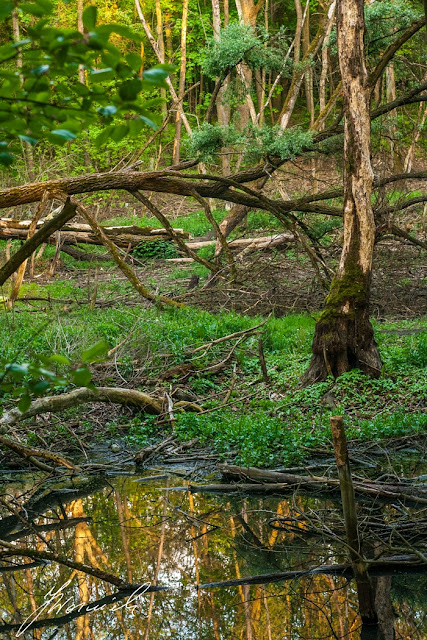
[172,0,188,164]
[211,0,231,174]
[0,197,78,286]
[302,0,382,384]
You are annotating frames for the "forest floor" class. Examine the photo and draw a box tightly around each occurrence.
[0,205,426,472]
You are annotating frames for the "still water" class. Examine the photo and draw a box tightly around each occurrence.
[0,471,426,639]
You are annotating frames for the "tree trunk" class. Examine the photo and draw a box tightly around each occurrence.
[172,0,188,165]
[234,0,265,130]
[211,0,231,176]
[77,0,86,85]
[154,0,167,119]
[302,0,382,384]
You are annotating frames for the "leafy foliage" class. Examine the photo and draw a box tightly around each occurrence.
[201,22,291,78]
[0,3,172,166]
[133,240,179,260]
[187,122,313,162]
[0,340,109,413]
[327,0,422,61]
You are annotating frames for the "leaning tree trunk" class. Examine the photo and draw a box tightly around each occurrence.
[302,0,382,384]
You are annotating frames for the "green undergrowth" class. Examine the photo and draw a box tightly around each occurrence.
[0,303,426,467]
[103,207,285,237]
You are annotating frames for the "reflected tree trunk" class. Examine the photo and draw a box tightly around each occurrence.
[115,488,133,584]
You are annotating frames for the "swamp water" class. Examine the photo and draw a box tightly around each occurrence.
[0,471,426,640]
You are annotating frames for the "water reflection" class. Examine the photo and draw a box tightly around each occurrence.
[0,474,426,639]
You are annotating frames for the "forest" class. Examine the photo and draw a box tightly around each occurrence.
[0,0,426,638]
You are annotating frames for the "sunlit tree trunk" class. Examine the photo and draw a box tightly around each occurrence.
[172,0,188,164]
[155,0,167,119]
[386,63,398,172]
[12,8,34,180]
[234,0,265,127]
[212,0,231,176]
[77,0,85,85]
[303,0,382,383]
[319,2,336,117]
[134,0,192,135]
[403,101,427,172]
[302,5,315,127]
[279,1,328,129]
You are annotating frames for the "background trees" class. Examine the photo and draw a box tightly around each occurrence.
[0,0,426,382]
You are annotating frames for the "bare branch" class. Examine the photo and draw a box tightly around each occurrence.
[368,17,426,88]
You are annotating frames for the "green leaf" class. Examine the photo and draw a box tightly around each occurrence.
[32,380,51,395]
[99,24,142,42]
[18,395,32,413]
[34,0,53,11]
[6,363,29,376]
[74,82,90,97]
[142,67,169,87]
[83,5,97,30]
[0,2,13,19]
[12,38,32,48]
[72,367,92,387]
[109,124,128,142]
[125,52,143,72]
[94,126,113,148]
[48,354,71,366]
[118,78,142,101]
[90,67,114,82]
[139,115,157,130]
[50,129,76,141]
[19,135,38,146]
[0,44,15,63]
[81,340,109,363]
[19,3,50,17]
[128,118,143,136]
[97,105,117,116]
[0,152,14,167]
[30,64,50,76]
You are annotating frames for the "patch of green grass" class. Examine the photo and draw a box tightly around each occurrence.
[104,208,226,238]
[1,301,426,467]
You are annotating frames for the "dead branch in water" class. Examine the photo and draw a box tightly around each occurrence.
[212,464,427,504]
[196,554,427,590]
[0,386,201,471]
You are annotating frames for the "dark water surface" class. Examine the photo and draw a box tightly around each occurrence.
[0,471,426,639]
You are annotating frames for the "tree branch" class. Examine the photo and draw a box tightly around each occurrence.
[368,17,426,88]
[0,196,77,286]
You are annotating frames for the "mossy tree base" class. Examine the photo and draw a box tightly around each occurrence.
[301,0,383,386]
[302,274,382,385]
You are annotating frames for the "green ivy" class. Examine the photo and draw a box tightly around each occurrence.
[133,240,179,260]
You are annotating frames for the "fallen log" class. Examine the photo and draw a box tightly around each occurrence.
[60,245,111,261]
[216,464,427,504]
[0,435,81,473]
[0,218,292,254]
[0,386,201,471]
[0,218,190,248]
[0,387,164,429]
[170,483,303,493]
[0,219,189,236]
[0,387,203,429]
[185,233,294,251]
